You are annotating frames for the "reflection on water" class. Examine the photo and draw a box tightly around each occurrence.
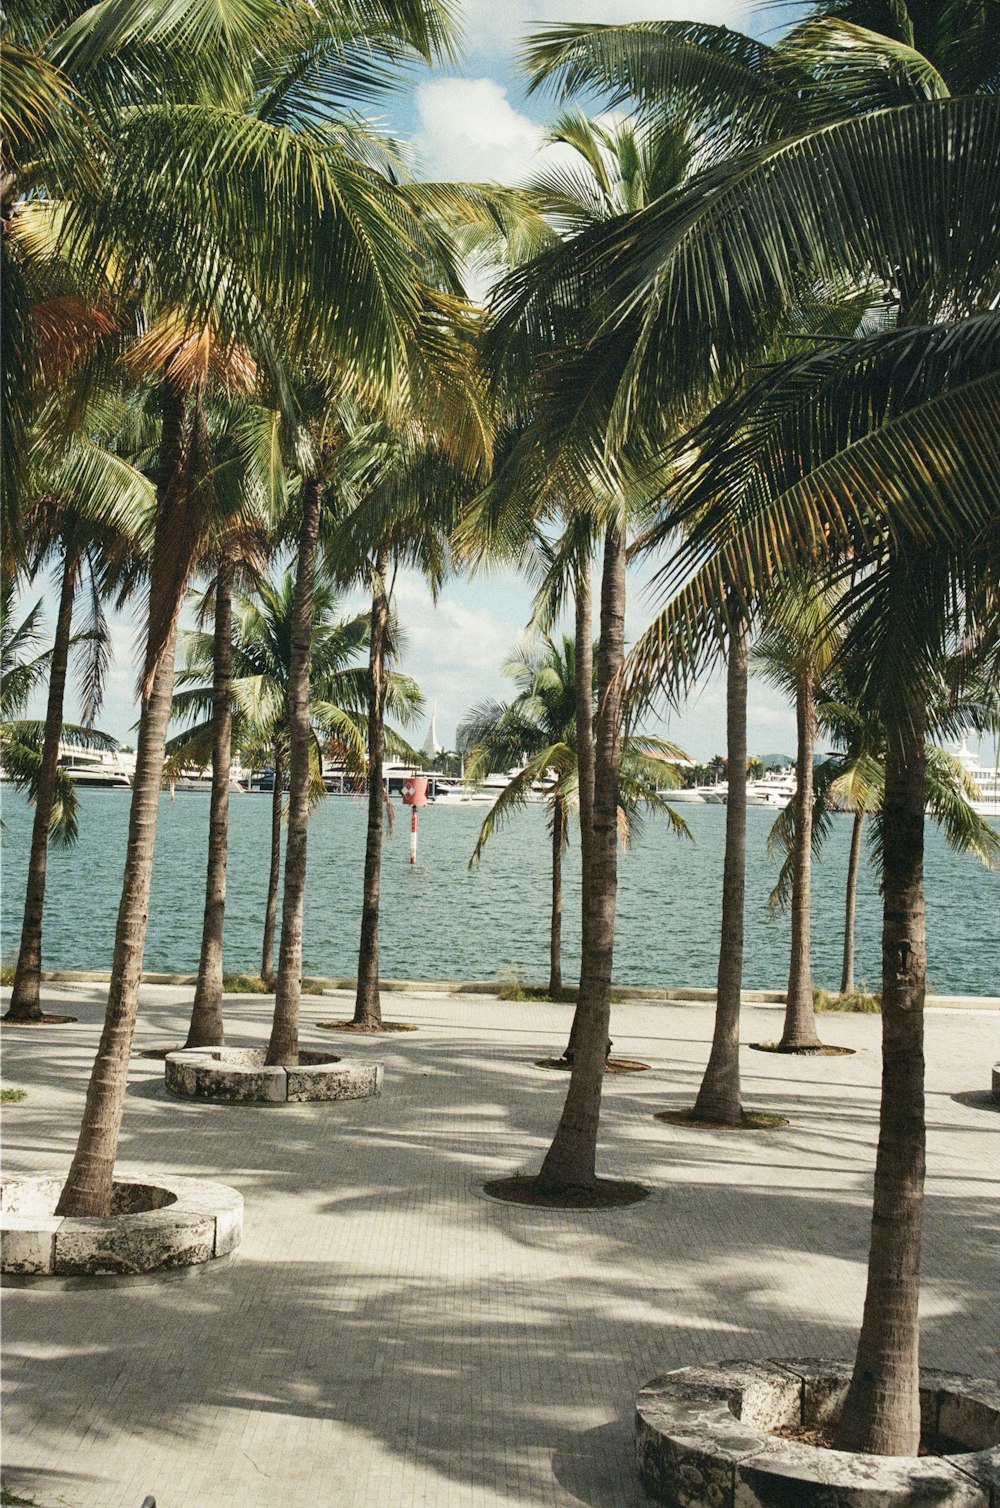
[1,789,997,993]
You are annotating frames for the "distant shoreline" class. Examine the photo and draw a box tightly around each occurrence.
[18,969,999,1011]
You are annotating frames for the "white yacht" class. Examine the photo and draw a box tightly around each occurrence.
[166,765,246,795]
[952,743,1000,817]
[746,768,797,808]
[56,745,134,789]
[431,771,546,805]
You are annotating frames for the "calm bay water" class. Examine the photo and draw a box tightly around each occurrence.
[1,788,997,994]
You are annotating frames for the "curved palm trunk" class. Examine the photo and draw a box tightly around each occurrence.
[548,792,564,998]
[353,549,389,1028]
[562,555,594,1059]
[538,524,625,1191]
[779,670,823,1049]
[56,383,189,1219]
[261,740,283,988]
[837,697,926,1454]
[7,543,78,1021]
[185,554,234,1045]
[692,620,748,1124]
[840,811,865,995]
[265,477,322,1067]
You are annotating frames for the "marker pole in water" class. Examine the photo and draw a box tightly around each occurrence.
[401,773,428,868]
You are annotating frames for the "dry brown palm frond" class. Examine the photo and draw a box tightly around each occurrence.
[32,296,119,388]
[125,312,257,394]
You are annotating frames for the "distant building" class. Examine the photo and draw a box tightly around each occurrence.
[422,700,441,762]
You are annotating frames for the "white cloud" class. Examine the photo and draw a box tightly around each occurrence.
[413,76,551,183]
[388,571,528,745]
[459,0,752,64]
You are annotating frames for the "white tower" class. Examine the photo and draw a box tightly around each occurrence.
[422,699,440,761]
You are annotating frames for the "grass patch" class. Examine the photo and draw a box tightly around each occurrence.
[497,970,576,1004]
[0,1087,27,1103]
[222,974,270,994]
[814,987,881,1013]
[2,1486,36,1505]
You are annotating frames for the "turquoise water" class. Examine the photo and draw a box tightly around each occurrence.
[1,788,997,994]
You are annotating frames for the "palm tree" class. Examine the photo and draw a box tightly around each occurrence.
[766,672,1000,992]
[690,611,749,1125]
[160,401,284,1045]
[0,583,117,854]
[752,583,842,1050]
[477,109,702,1192]
[18,0,466,1215]
[170,567,421,994]
[504,4,998,1451]
[4,420,153,1022]
[459,633,688,998]
[324,380,491,1032]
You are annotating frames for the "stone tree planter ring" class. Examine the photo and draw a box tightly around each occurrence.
[1,1172,242,1279]
[165,1046,383,1104]
[636,1359,1000,1506]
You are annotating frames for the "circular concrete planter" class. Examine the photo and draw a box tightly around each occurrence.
[165,1046,383,1104]
[1,1172,242,1278]
[636,1360,1000,1506]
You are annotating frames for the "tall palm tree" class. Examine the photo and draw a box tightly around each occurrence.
[161,401,284,1045]
[503,4,998,1451]
[170,568,421,994]
[478,109,702,1191]
[4,419,154,1022]
[325,380,491,1033]
[459,633,687,998]
[752,583,842,1050]
[21,0,466,1216]
[691,611,749,1125]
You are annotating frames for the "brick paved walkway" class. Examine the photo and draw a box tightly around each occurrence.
[2,985,997,1508]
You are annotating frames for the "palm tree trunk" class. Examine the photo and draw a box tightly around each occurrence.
[548,792,564,998]
[837,696,926,1454]
[692,619,748,1124]
[261,740,283,988]
[779,670,823,1049]
[185,552,234,1047]
[353,548,389,1028]
[55,382,188,1219]
[7,542,78,1021]
[562,553,594,1059]
[840,811,864,995]
[538,523,625,1190]
[265,477,322,1066]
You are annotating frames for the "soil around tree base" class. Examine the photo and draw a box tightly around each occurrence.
[749,1041,855,1057]
[1,1013,77,1026]
[769,1421,968,1456]
[534,1057,650,1074]
[316,1020,418,1033]
[654,1107,789,1130]
[482,1175,651,1210]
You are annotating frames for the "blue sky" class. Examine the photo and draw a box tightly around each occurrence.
[51,0,978,769]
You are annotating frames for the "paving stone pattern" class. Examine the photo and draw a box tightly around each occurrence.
[1,985,997,1508]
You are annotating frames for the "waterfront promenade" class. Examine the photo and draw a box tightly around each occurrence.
[2,983,997,1508]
